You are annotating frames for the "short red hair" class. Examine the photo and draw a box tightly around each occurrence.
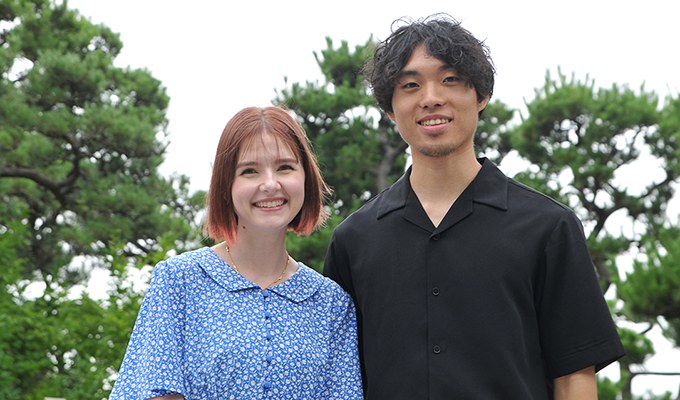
[206,106,331,244]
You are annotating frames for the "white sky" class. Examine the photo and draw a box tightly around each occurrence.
[64,0,680,396]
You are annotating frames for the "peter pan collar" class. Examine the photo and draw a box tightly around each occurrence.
[197,247,322,303]
[376,157,508,219]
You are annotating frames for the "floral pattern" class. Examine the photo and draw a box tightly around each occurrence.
[110,247,363,399]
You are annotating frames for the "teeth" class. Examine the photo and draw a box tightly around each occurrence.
[255,200,285,208]
[420,118,450,126]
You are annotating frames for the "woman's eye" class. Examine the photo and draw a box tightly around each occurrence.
[239,168,257,175]
[278,164,294,171]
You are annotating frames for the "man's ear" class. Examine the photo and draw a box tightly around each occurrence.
[387,111,396,122]
[478,96,491,113]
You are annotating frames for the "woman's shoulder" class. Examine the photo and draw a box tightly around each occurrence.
[294,263,353,304]
[153,247,216,276]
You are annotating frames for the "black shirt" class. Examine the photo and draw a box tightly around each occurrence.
[324,158,625,400]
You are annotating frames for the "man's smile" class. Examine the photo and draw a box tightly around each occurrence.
[419,118,452,126]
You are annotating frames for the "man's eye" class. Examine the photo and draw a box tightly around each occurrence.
[444,76,460,83]
[402,82,418,89]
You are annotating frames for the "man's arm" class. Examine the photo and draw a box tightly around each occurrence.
[553,365,597,400]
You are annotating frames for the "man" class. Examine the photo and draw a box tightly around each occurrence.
[323,15,625,400]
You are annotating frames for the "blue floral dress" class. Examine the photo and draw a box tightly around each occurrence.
[109,247,363,399]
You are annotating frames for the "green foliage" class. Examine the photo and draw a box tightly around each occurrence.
[618,327,656,366]
[475,99,516,164]
[286,214,343,273]
[597,374,626,400]
[0,0,203,398]
[618,227,680,345]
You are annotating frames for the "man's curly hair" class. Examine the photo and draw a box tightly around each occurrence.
[363,14,495,115]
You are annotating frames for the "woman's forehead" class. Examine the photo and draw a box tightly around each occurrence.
[238,132,298,161]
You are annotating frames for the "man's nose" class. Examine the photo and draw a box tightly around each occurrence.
[419,83,445,108]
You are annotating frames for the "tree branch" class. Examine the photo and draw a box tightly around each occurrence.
[0,166,78,205]
[1,166,62,192]
[639,321,656,335]
[371,117,408,192]
[631,371,680,376]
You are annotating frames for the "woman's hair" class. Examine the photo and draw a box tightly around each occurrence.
[363,14,496,115]
[205,106,331,244]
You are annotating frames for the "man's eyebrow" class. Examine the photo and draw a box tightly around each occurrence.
[397,64,457,79]
[397,69,419,79]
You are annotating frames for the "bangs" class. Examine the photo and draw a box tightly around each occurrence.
[236,130,302,166]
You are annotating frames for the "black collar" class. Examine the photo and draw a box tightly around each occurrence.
[375,157,509,221]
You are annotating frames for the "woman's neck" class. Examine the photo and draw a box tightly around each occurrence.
[212,230,296,289]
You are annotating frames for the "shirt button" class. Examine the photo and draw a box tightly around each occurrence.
[433,345,442,354]
[263,291,270,298]
[263,381,272,390]
[432,234,440,241]
[432,287,440,296]
[266,355,273,363]
[265,311,271,319]
[266,332,274,340]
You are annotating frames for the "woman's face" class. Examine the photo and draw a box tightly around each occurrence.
[231,133,305,236]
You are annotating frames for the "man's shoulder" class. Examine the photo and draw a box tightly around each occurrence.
[503,178,583,231]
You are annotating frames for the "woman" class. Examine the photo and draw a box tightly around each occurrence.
[109,106,363,399]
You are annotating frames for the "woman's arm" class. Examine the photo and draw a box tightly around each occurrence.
[323,293,364,399]
[553,365,597,400]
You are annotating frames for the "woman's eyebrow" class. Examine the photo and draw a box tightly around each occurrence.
[236,160,258,168]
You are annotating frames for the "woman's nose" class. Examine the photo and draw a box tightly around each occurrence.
[260,170,281,192]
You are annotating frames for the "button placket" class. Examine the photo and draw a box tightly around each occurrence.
[261,290,275,392]
[428,232,444,362]
[262,291,274,343]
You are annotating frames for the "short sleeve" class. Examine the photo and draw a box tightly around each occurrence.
[537,212,625,378]
[109,259,188,399]
[321,287,364,399]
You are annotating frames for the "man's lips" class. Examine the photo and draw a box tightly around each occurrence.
[419,117,452,126]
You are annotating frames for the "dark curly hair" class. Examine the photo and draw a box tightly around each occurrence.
[363,14,495,115]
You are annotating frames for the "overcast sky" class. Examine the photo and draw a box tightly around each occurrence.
[64,0,680,395]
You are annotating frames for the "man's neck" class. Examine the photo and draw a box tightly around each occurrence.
[409,150,481,227]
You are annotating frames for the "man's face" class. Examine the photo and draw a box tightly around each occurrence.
[387,45,489,160]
